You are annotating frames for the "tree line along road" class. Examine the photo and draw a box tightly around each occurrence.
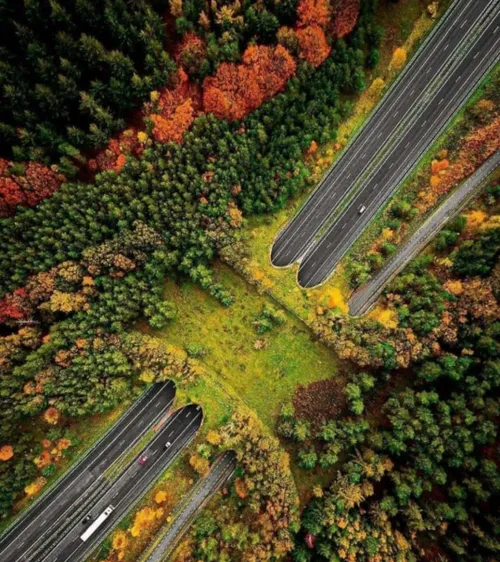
[271,0,498,278]
[349,151,500,317]
[297,5,500,288]
[0,381,176,562]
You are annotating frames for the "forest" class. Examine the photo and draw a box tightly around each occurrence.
[1,1,499,562]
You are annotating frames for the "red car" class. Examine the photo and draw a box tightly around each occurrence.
[138,454,148,466]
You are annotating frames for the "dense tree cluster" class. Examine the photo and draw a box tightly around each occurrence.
[0,1,175,166]
[0,9,378,295]
[170,0,300,79]
[292,194,500,561]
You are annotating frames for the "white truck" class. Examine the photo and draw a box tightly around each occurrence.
[80,506,114,542]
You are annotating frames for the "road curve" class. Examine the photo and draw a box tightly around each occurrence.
[298,6,500,287]
[33,404,203,562]
[271,0,490,268]
[349,151,500,316]
[0,381,176,562]
[143,450,237,562]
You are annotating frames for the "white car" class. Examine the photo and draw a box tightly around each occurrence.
[164,441,172,449]
[358,205,366,214]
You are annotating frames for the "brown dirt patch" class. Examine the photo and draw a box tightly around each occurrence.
[293,378,346,426]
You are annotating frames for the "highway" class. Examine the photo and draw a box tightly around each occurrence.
[30,404,203,562]
[143,450,237,562]
[297,4,500,287]
[0,381,176,562]
[271,0,497,270]
[349,151,500,316]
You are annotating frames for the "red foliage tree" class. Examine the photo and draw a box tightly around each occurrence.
[0,161,64,217]
[296,26,331,68]
[176,32,207,75]
[331,0,360,38]
[23,163,64,207]
[0,288,29,324]
[0,177,26,214]
[203,45,296,120]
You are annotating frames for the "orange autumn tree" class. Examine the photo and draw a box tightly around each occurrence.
[294,0,331,68]
[0,445,14,461]
[149,69,201,144]
[43,407,61,425]
[296,25,331,67]
[150,99,195,144]
[297,0,329,28]
[203,45,296,120]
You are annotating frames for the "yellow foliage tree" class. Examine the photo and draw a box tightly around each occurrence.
[390,47,407,70]
[370,306,398,329]
[169,0,183,17]
[381,227,394,241]
[112,530,128,551]
[139,369,156,383]
[189,454,210,476]
[206,430,221,445]
[228,202,243,228]
[323,287,348,313]
[465,210,487,230]
[129,507,157,537]
[154,490,169,504]
[25,477,47,497]
[44,290,87,313]
[369,77,385,98]
[444,279,463,296]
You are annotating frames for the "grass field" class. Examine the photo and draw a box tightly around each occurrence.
[139,264,340,429]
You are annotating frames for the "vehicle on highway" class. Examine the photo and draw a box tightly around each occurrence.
[358,205,366,215]
[138,454,148,465]
[81,513,93,524]
[80,506,114,542]
[164,441,172,449]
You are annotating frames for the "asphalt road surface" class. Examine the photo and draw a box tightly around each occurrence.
[0,381,176,562]
[143,450,237,562]
[297,4,500,287]
[271,0,496,269]
[349,151,500,316]
[32,404,203,562]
